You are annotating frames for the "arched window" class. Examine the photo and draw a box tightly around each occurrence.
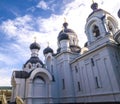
[29,64,32,69]
[92,25,100,37]
[36,63,40,68]
[107,21,114,33]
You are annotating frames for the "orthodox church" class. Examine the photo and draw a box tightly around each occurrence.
[10,2,120,104]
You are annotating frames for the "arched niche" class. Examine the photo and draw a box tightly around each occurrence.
[106,16,118,34]
[28,68,52,104]
[85,17,102,43]
[29,68,52,83]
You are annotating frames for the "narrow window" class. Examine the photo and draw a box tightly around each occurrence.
[29,64,31,69]
[75,66,78,73]
[52,75,55,82]
[91,58,95,66]
[37,64,39,68]
[78,82,81,91]
[92,25,100,37]
[62,79,65,89]
[95,76,101,88]
[108,21,113,32]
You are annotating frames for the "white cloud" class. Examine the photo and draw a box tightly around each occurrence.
[27,6,36,12]
[36,0,49,10]
[0,15,36,43]
[0,53,18,65]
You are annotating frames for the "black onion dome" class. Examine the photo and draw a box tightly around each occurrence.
[91,2,98,11]
[25,56,44,67]
[59,29,76,35]
[118,9,120,18]
[58,22,77,42]
[58,33,69,42]
[63,22,68,29]
[30,42,40,50]
[43,46,53,55]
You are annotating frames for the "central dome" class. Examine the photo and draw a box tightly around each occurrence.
[57,21,81,53]
[58,22,77,43]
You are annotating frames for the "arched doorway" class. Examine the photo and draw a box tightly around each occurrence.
[28,68,52,104]
[32,76,47,104]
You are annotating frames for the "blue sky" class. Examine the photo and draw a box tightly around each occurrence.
[0,0,120,86]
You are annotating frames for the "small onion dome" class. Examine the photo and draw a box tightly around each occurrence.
[91,2,98,11]
[24,56,44,67]
[63,22,68,29]
[30,42,40,50]
[43,46,53,55]
[118,9,120,18]
[58,33,69,42]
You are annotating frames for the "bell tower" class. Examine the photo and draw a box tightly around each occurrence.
[85,1,119,49]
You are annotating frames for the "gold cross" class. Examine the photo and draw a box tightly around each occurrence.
[64,17,66,22]
[34,36,36,42]
[92,0,94,3]
[47,42,49,47]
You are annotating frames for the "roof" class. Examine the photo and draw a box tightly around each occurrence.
[15,71,30,78]
[30,42,40,50]
[43,46,53,55]
[24,56,44,67]
[58,32,69,42]
[58,21,77,42]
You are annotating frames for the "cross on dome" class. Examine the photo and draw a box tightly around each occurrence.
[34,36,37,42]
[47,42,49,47]
[92,0,94,3]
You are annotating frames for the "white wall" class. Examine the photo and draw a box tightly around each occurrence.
[71,44,120,103]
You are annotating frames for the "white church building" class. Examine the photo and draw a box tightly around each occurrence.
[10,2,120,104]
